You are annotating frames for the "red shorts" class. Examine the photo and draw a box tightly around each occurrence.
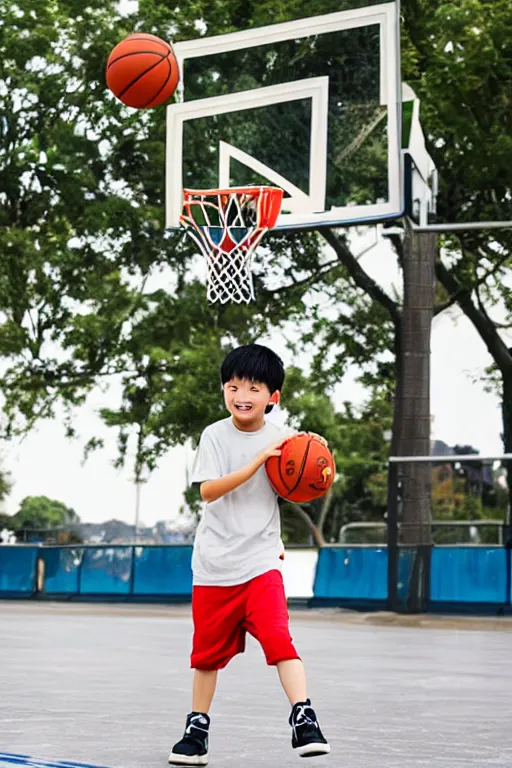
[191,569,300,670]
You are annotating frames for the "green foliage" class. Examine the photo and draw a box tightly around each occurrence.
[0,512,15,531]
[0,0,395,468]
[401,1,512,393]
[402,0,512,224]
[1,0,399,494]
[0,470,12,503]
[0,0,176,432]
[12,495,79,531]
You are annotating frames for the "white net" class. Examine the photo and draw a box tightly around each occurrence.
[180,186,283,304]
[187,228,262,304]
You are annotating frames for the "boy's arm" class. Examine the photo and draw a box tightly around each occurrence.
[200,440,282,503]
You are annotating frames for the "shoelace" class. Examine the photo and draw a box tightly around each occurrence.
[294,705,317,729]
[182,715,209,747]
[186,715,209,734]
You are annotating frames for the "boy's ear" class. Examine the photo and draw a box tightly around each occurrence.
[265,390,280,415]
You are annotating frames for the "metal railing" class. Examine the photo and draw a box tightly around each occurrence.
[387,453,511,612]
[339,520,506,546]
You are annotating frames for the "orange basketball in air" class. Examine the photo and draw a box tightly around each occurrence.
[106,33,180,109]
[265,433,335,503]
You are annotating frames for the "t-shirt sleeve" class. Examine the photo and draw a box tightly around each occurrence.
[191,430,223,484]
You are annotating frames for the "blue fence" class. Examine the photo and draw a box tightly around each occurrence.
[0,544,511,612]
[313,547,388,606]
[0,546,39,596]
[312,545,511,612]
[133,546,193,595]
[1,545,193,601]
[40,547,81,594]
[430,547,508,605]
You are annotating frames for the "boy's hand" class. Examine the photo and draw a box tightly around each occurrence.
[253,440,283,467]
[310,431,329,447]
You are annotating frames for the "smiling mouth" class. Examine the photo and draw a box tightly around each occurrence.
[235,404,253,412]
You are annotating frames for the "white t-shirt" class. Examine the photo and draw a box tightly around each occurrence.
[191,417,287,586]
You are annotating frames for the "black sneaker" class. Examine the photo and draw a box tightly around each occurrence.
[168,711,210,766]
[289,699,330,758]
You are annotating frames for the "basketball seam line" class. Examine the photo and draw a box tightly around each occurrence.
[287,436,312,497]
[118,52,171,100]
[277,441,289,495]
[142,56,174,109]
[107,49,166,71]
[127,33,168,42]
[120,34,171,55]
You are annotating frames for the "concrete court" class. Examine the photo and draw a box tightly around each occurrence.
[1,602,512,768]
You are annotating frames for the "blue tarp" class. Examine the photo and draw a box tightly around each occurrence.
[430,547,507,604]
[314,547,388,600]
[41,548,81,594]
[133,546,193,595]
[1,544,511,611]
[0,547,38,594]
[79,547,133,594]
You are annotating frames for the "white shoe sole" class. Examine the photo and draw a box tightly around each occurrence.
[297,742,331,758]
[168,753,208,766]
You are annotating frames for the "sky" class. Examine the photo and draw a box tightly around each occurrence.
[2,234,510,528]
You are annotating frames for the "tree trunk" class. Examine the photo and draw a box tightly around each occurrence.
[397,226,436,545]
[317,487,334,540]
[290,502,326,548]
[387,226,437,612]
[502,374,512,528]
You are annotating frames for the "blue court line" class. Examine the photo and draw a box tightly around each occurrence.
[0,754,111,768]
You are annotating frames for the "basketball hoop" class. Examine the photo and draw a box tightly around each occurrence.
[180,186,283,304]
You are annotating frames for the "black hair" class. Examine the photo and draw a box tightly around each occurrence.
[221,343,285,413]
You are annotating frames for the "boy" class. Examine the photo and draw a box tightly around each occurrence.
[168,343,330,766]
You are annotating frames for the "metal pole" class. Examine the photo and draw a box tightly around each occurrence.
[382,222,512,237]
[134,482,142,543]
[386,462,398,612]
[389,454,512,463]
[411,221,512,232]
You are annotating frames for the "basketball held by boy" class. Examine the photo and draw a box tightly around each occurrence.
[168,343,330,765]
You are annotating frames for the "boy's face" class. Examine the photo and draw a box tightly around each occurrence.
[223,376,278,431]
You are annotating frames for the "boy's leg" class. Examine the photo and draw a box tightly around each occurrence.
[276,658,307,705]
[192,669,218,713]
[169,583,247,766]
[245,570,331,758]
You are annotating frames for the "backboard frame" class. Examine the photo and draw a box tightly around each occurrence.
[166,2,402,231]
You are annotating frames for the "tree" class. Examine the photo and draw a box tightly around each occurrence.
[393,230,436,545]
[10,495,80,542]
[0,0,383,476]
[0,512,15,531]
[13,496,79,527]
[401,0,512,514]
